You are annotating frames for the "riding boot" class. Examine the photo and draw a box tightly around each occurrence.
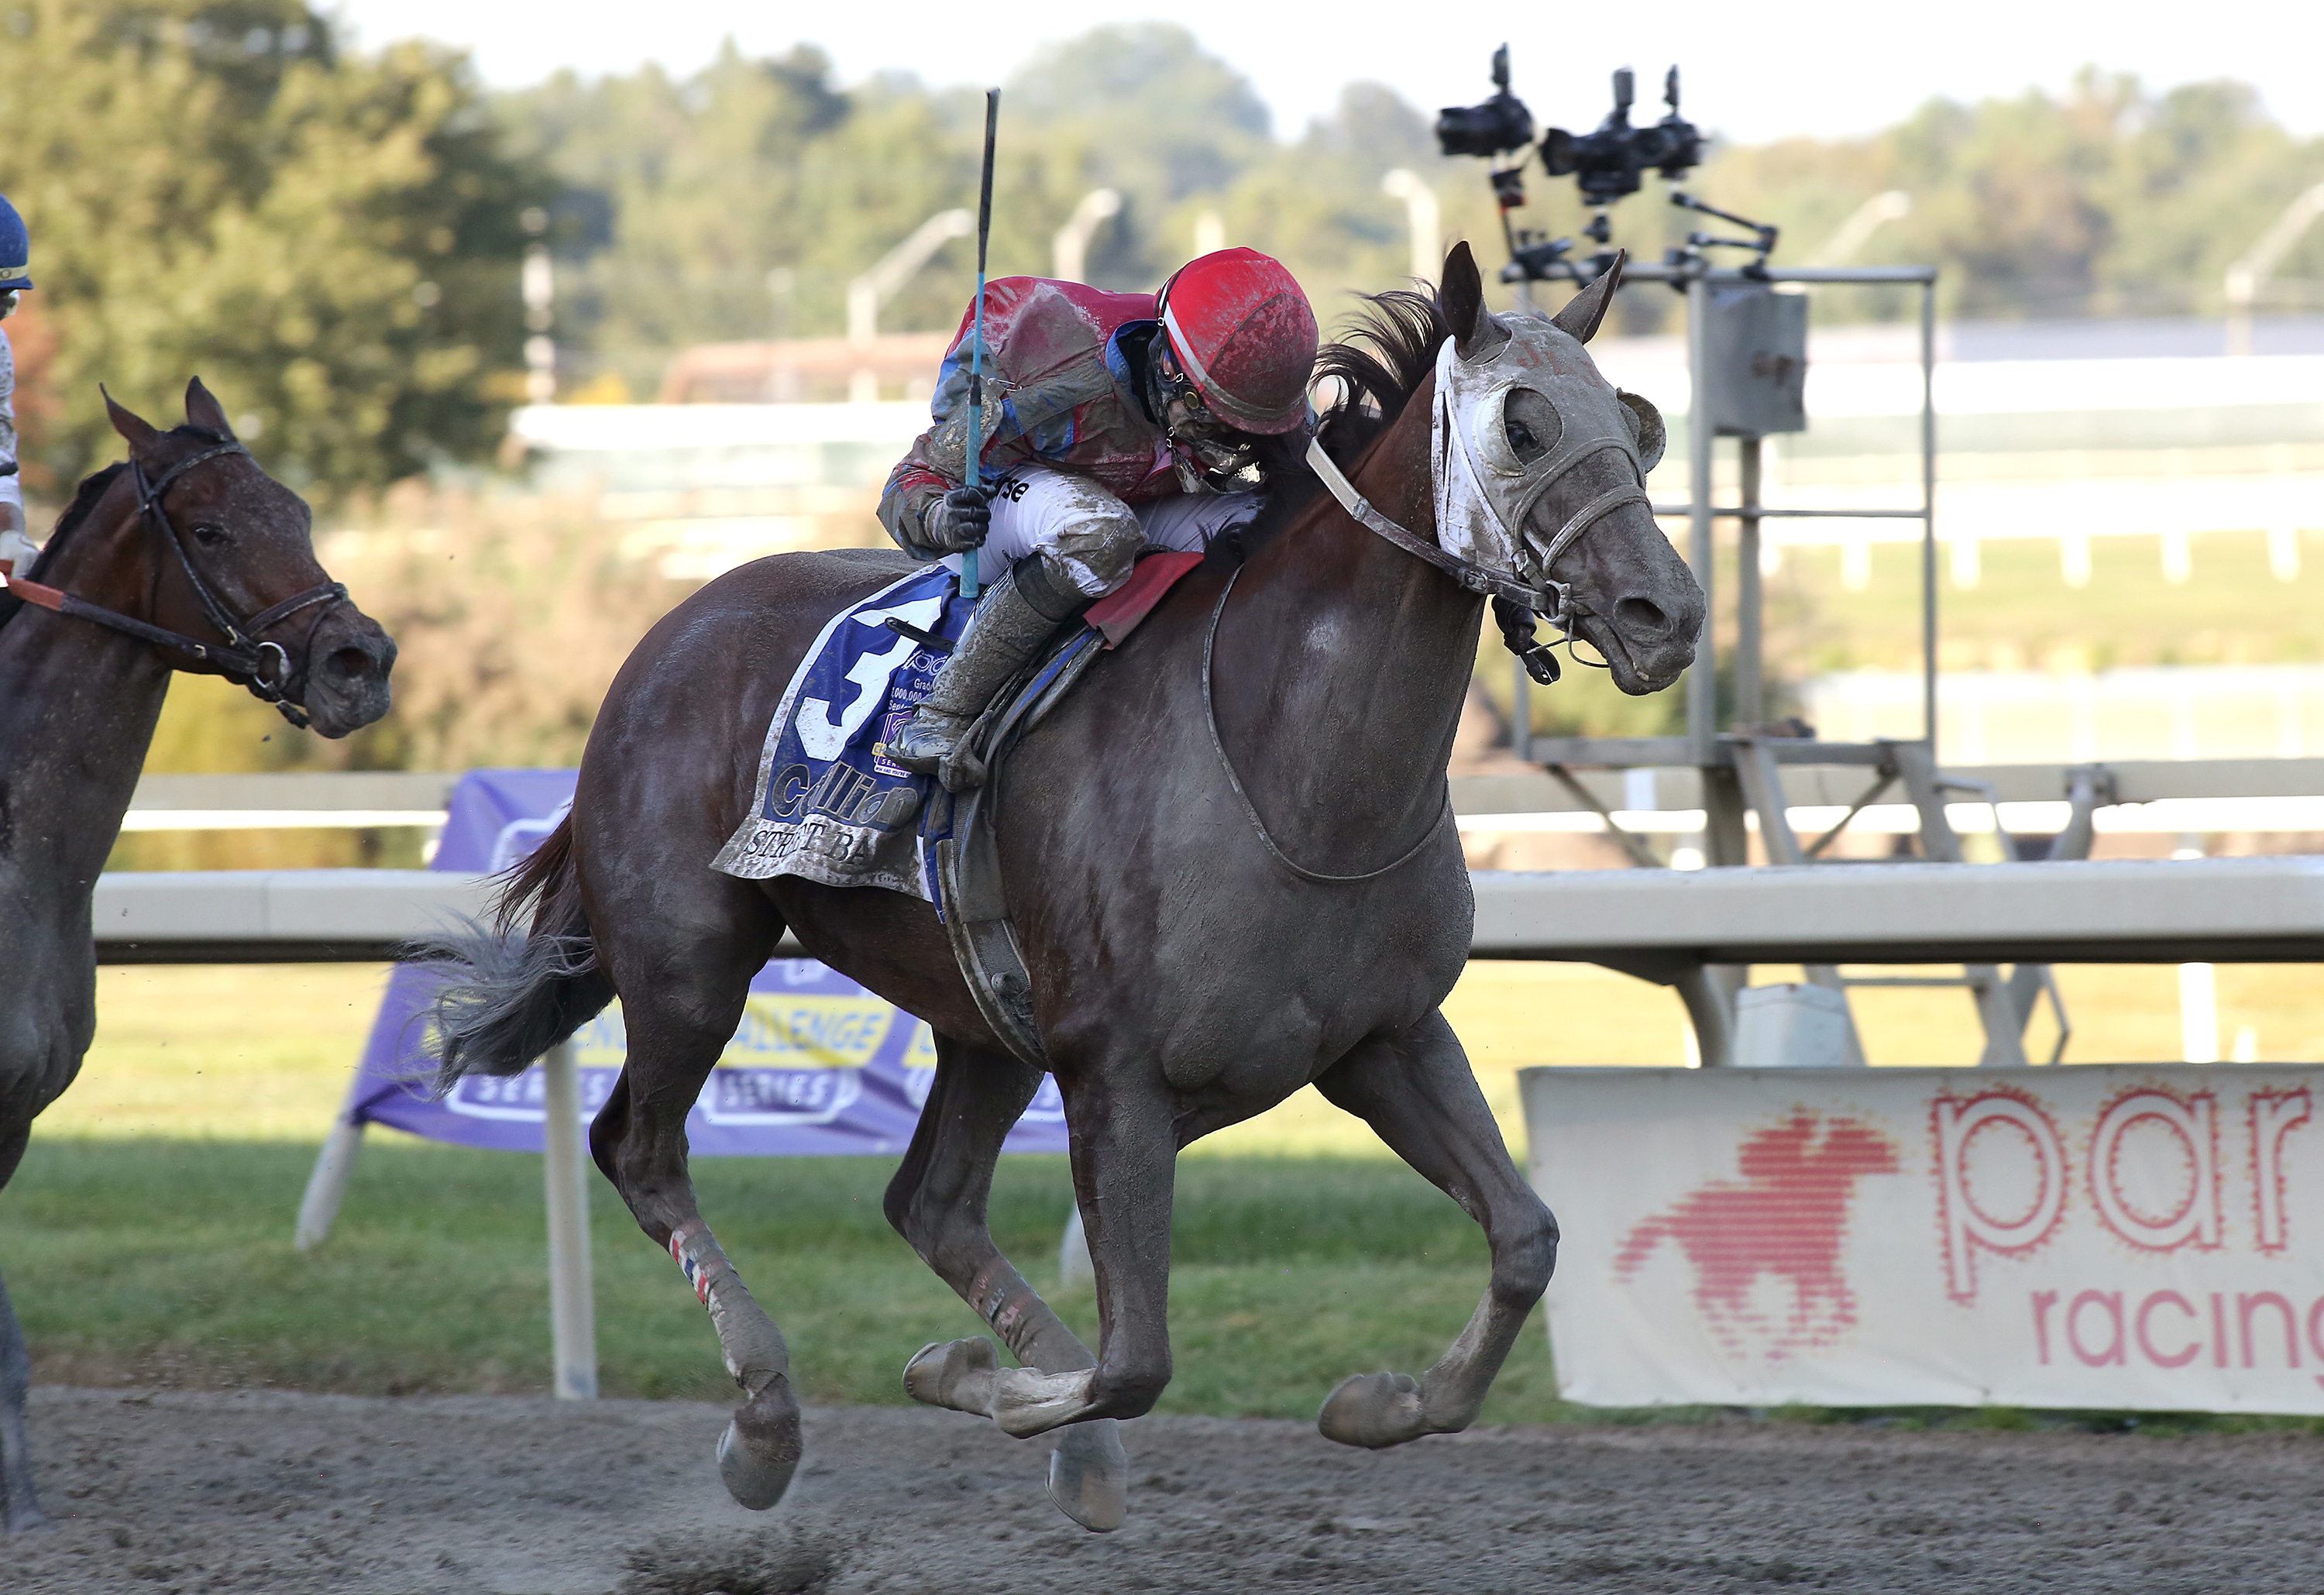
[886,559,1081,789]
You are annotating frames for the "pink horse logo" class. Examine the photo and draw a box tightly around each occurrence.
[1614,1112,1899,1362]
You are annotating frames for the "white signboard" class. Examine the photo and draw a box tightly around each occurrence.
[1520,1066,2324,1413]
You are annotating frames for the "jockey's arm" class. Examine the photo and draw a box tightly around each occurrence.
[877,462,956,559]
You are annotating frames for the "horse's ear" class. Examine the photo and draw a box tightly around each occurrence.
[184,377,237,442]
[1551,251,1625,344]
[103,387,161,455]
[1440,241,1508,359]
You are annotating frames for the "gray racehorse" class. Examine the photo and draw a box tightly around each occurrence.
[0,383,396,1531]
[421,245,1701,1531]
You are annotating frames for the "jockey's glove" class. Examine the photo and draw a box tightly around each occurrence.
[920,483,995,552]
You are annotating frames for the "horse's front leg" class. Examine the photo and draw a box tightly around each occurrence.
[890,1033,1127,1531]
[1311,1009,1557,1448]
[0,1125,53,1535]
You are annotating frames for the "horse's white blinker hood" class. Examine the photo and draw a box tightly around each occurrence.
[1430,313,1663,629]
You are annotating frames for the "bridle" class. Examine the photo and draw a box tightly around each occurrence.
[2,439,347,729]
[1304,432,1583,688]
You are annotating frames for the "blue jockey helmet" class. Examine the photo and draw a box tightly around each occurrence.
[0,194,29,292]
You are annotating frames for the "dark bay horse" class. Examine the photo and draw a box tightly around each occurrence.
[0,383,396,1531]
[425,244,1702,1530]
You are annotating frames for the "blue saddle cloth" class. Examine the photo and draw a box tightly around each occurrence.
[710,565,1102,906]
[712,565,969,899]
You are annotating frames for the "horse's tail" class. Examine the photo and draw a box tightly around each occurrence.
[406,813,615,1090]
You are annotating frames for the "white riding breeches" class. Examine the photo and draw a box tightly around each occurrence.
[0,326,19,522]
[942,465,1260,598]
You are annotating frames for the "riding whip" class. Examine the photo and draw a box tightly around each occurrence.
[961,88,999,600]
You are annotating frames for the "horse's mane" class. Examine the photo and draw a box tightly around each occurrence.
[0,425,229,635]
[1230,288,1452,560]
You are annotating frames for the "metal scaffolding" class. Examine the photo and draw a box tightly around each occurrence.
[1503,261,2090,1069]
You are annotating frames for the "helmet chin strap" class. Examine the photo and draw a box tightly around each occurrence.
[1147,340,1264,490]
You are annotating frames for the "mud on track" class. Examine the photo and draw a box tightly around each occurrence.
[12,1387,2324,1593]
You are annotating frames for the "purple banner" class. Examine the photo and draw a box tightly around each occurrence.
[347,770,1069,1157]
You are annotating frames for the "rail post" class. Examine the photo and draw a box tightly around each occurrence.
[293,1111,366,1253]
[541,1040,598,1400]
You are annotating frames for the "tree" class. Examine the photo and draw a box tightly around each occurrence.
[1695,72,2324,321]
[0,1,548,497]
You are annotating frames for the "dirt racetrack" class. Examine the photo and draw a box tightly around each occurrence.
[10,1387,2323,1593]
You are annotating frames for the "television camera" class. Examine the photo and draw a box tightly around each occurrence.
[1436,47,1778,285]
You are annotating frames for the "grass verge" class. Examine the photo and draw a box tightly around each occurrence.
[2,1136,1610,1425]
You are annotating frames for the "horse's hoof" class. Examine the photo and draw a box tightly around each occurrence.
[1318,1370,1429,1450]
[1047,1418,1127,1533]
[717,1374,803,1510]
[903,1336,999,1416]
[990,1366,1097,1439]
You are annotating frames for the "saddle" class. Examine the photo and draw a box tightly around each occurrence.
[711,548,1204,1064]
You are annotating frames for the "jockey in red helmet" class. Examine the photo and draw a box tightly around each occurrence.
[880,246,1318,782]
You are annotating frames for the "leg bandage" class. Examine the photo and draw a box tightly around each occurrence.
[669,1219,789,1392]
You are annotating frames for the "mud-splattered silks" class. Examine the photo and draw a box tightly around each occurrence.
[1428,318,1660,635]
[710,566,972,899]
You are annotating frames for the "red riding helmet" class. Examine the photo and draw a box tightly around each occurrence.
[1155,248,1318,435]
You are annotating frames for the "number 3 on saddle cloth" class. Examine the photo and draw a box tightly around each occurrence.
[710,550,1205,909]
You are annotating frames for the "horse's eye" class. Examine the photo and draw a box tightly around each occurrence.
[191,523,229,547]
[1503,390,1561,465]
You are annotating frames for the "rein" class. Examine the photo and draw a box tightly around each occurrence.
[1202,563,1452,884]
[1304,435,1535,607]
[1303,435,1573,686]
[2,441,346,729]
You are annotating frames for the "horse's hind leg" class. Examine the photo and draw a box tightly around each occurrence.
[889,1034,1127,1532]
[1310,1009,1558,1449]
[918,1074,1180,1440]
[0,1127,52,1533]
[587,891,797,1509]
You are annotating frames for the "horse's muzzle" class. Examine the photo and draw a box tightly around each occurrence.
[298,607,397,737]
[1587,581,1702,696]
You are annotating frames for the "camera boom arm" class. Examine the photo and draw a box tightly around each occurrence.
[1670,190,1779,275]
[1441,51,1779,286]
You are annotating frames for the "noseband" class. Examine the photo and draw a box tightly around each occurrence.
[2,440,346,728]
